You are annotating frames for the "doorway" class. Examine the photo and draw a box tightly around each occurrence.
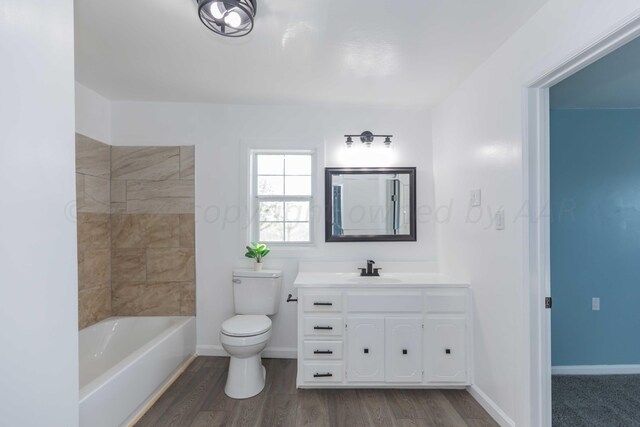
[526,15,640,427]
[549,37,640,424]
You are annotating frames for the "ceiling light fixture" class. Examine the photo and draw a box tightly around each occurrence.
[197,0,257,37]
[344,131,393,148]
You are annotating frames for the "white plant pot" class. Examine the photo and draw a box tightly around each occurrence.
[254,262,263,271]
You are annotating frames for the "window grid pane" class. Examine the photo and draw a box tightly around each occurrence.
[259,201,284,221]
[285,201,310,222]
[257,155,284,175]
[284,155,312,175]
[258,176,284,195]
[259,222,284,242]
[285,222,310,242]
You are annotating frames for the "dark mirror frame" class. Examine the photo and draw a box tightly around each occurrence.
[325,167,417,242]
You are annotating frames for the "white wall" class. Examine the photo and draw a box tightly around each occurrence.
[0,1,79,426]
[431,1,640,426]
[110,102,435,356]
[76,82,111,143]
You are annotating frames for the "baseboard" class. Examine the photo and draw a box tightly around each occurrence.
[552,364,640,375]
[197,344,297,359]
[467,385,515,427]
[196,345,228,357]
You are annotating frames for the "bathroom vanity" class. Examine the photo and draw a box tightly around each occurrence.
[294,264,471,389]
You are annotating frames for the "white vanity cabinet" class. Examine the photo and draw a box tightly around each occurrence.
[295,279,472,389]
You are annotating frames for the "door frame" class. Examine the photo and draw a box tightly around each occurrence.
[524,12,640,426]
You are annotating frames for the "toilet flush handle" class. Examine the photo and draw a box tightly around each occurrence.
[232,279,242,284]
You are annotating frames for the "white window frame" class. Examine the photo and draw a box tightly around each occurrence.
[250,149,316,246]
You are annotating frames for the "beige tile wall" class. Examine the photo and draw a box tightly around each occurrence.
[76,135,111,329]
[110,146,195,317]
[76,136,196,329]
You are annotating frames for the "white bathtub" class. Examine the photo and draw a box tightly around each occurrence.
[79,316,196,427]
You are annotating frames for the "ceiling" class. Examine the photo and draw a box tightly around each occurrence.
[551,36,640,109]
[75,0,547,107]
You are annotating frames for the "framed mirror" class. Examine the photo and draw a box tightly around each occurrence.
[325,167,416,242]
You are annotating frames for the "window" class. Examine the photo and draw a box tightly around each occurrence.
[252,151,314,244]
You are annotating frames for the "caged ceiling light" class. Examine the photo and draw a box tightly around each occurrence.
[344,131,393,148]
[197,0,257,37]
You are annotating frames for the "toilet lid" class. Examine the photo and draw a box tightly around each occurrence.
[221,315,271,337]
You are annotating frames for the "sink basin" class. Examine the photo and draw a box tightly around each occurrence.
[348,277,403,284]
[293,270,469,288]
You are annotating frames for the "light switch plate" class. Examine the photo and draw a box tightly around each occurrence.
[470,189,481,207]
[495,208,505,230]
[592,297,600,311]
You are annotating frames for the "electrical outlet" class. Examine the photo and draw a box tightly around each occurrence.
[470,189,481,207]
[495,208,505,230]
[592,297,600,311]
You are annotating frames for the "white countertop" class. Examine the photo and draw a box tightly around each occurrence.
[293,272,470,288]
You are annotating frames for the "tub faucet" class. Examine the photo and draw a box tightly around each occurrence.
[359,259,381,277]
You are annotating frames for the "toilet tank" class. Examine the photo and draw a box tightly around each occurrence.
[232,270,282,315]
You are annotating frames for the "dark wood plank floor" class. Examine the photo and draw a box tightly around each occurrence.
[136,357,498,427]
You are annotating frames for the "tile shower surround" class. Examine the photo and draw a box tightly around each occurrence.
[76,135,111,329]
[76,134,195,329]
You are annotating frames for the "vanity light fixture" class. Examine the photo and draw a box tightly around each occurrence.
[344,131,393,148]
[197,0,257,37]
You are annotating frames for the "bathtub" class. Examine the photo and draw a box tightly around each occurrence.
[79,316,196,427]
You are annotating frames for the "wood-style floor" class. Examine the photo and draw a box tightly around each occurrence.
[136,356,498,427]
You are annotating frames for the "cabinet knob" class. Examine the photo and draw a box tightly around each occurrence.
[364,348,369,354]
[402,349,408,355]
[445,348,451,354]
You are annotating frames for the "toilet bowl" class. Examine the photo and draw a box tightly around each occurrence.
[221,270,282,398]
[220,314,272,399]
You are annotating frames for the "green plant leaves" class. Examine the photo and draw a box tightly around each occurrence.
[245,242,270,260]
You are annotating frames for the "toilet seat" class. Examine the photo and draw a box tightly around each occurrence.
[220,328,271,347]
[221,315,271,337]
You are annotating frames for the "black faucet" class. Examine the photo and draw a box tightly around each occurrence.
[359,260,381,277]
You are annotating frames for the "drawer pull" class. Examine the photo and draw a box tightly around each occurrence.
[314,350,333,354]
[313,372,333,378]
[445,348,451,354]
[313,302,333,306]
[402,349,408,355]
[313,326,333,330]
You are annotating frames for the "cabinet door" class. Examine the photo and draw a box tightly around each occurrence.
[424,316,467,383]
[346,317,384,382]
[385,317,422,383]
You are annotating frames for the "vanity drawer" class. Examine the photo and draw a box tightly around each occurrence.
[303,293,342,312]
[304,317,343,336]
[347,292,422,312]
[303,362,344,383]
[303,340,343,360]
[424,290,468,313]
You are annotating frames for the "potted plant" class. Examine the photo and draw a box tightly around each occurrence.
[245,242,270,271]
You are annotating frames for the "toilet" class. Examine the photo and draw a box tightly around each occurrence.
[220,269,282,399]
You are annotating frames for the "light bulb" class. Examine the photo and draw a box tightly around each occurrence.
[209,2,224,19]
[224,10,242,28]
